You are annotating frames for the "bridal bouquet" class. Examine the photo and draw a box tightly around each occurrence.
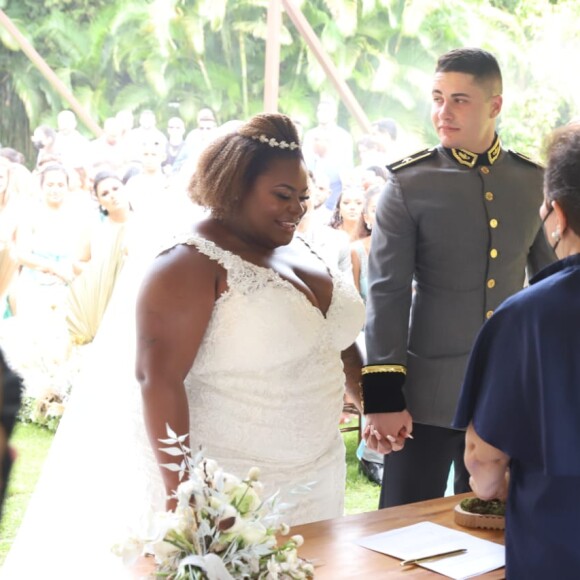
[114,425,315,579]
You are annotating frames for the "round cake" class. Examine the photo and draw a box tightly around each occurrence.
[454,498,505,530]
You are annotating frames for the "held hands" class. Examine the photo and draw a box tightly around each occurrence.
[363,410,413,455]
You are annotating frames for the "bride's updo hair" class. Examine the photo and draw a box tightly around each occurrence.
[189,113,302,219]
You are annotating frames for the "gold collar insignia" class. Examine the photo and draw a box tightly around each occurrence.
[451,135,502,168]
[451,148,477,168]
[487,135,501,165]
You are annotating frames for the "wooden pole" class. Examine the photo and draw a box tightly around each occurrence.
[264,0,281,112]
[281,0,372,133]
[0,9,102,137]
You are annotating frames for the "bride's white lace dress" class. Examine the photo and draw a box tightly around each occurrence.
[1,232,364,579]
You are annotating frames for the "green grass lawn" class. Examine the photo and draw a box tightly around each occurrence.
[0,419,380,566]
[0,422,54,565]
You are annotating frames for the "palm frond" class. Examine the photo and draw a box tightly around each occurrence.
[65,224,128,345]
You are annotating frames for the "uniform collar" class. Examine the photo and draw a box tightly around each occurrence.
[446,134,502,168]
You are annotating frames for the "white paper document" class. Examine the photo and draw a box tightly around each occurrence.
[357,521,505,579]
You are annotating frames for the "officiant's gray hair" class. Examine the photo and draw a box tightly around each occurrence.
[544,123,580,236]
[189,113,303,219]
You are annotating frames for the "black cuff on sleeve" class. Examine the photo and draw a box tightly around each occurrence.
[361,368,406,414]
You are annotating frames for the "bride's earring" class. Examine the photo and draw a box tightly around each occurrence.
[551,229,560,241]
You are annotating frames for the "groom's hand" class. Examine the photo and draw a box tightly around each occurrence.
[363,410,413,454]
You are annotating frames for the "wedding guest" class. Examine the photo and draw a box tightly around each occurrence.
[15,163,92,316]
[55,109,90,169]
[310,170,333,225]
[126,109,167,159]
[302,96,354,210]
[357,134,387,168]
[82,171,133,263]
[137,113,365,525]
[88,116,126,176]
[173,107,219,173]
[163,116,186,174]
[350,186,381,302]
[329,183,368,242]
[66,172,134,345]
[31,124,61,168]
[93,171,132,226]
[371,117,399,163]
[296,181,352,275]
[454,123,580,579]
[124,134,168,214]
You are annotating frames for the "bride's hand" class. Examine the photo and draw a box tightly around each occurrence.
[364,410,413,454]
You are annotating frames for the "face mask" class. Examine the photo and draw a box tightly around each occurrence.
[32,139,45,150]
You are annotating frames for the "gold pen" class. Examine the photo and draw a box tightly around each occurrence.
[400,548,467,567]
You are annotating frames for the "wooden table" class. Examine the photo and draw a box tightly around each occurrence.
[291,493,505,579]
[133,493,504,579]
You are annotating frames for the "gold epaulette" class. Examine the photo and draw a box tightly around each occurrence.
[508,149,544,169]
[387,148,437,172]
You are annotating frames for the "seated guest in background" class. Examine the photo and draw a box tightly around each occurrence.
[454,123,580,578]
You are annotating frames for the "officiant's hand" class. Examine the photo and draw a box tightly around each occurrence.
[363,410,413,454]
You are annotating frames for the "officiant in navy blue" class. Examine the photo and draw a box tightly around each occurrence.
[454,123,580,579]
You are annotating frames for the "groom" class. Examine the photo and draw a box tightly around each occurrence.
[361,47,554,507]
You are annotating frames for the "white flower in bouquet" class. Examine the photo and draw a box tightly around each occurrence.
[114,424,314,579]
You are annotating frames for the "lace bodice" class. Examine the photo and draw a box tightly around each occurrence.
[168,232,365,524]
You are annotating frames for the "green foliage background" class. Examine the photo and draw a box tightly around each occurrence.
[1,0,580,164]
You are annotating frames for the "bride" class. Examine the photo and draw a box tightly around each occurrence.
[1,113,364,578]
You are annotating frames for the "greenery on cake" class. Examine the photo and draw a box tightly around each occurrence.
[460,497,506,516]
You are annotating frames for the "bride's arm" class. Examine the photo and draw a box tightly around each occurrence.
[136,243,218,508]
[341,343,363,413]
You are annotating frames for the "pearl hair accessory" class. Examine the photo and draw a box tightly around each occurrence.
[251,134,300,150]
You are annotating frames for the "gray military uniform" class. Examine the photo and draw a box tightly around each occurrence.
[364,139,555,426]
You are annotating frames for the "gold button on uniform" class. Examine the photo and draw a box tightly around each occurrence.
[490,218,498,228]
[486,310,494,319]
[487,279,496,289]
[485,191,494,201]
[481,167,490,175]
[490,249,498,259]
